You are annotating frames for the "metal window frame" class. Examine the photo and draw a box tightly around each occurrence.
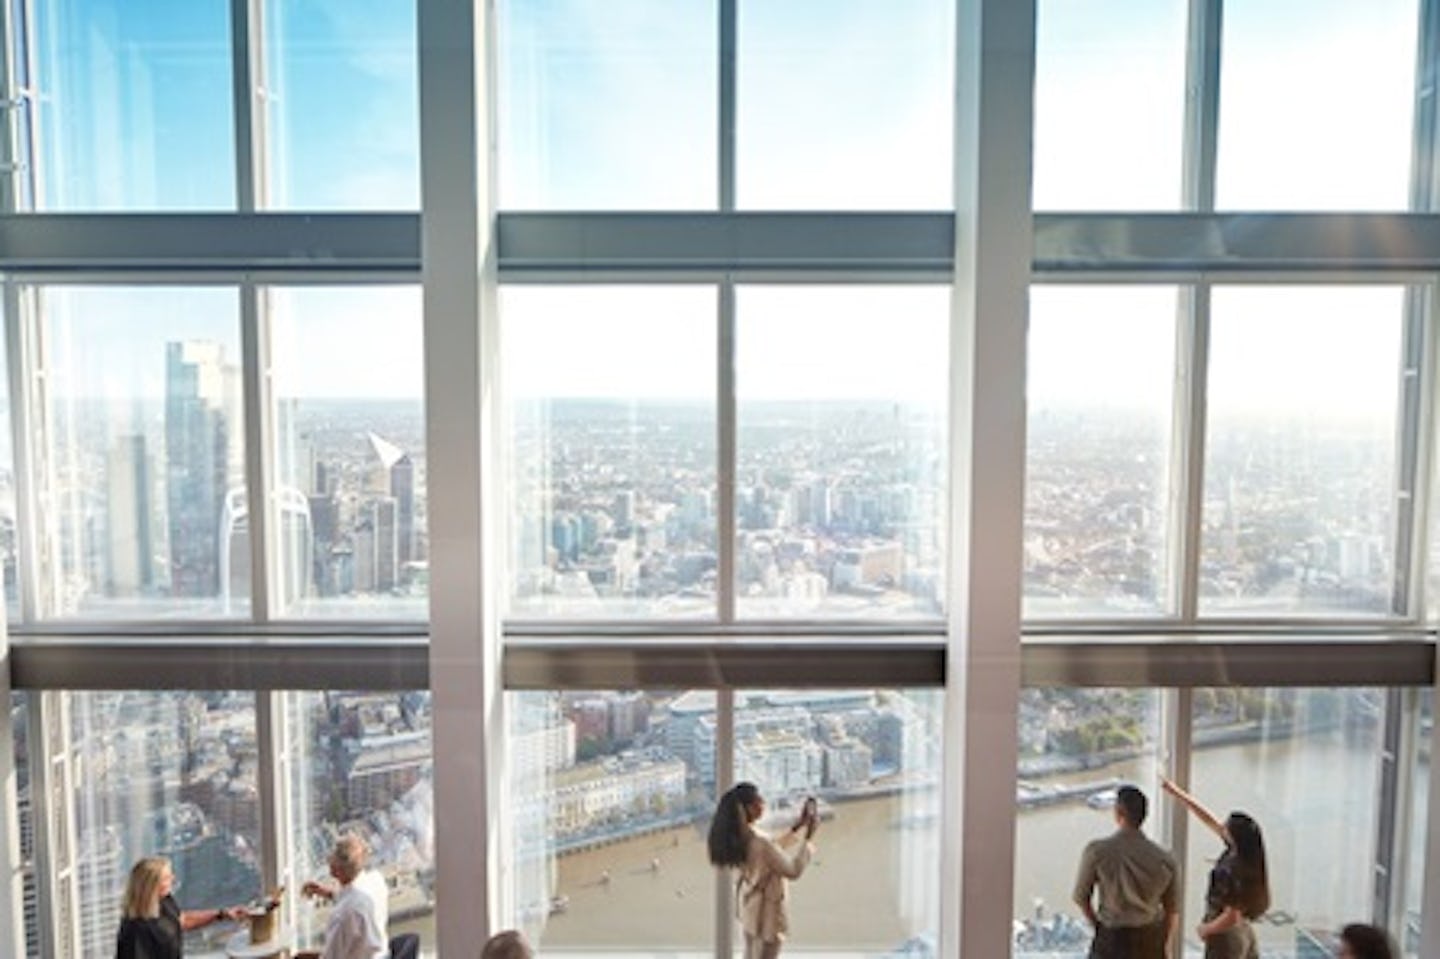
[0,1,1437,958]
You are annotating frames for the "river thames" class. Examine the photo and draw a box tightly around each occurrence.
[396,730,1409,956]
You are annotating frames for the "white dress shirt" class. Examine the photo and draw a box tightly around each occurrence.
[321,882,388,959]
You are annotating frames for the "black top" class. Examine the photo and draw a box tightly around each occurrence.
[115,894,184,959]
[1203,850,1245,920]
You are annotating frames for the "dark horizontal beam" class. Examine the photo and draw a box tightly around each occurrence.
[8,635,1432,691]
[9,639,429,690]
[1033,213,1440,275]
[4,212,1440,276]
[497,212,956,274]
[0,213,420,272]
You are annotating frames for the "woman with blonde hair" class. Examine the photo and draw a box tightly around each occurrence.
[115,856,245,959]
[707,782,819,959]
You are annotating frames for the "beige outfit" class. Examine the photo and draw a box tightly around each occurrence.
[738,825,813,949]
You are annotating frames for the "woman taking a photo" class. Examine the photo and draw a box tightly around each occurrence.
[707,782,819,959]
[115,857,245,959]
[1160,777,1270,959]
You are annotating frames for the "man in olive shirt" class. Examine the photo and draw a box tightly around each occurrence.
[1073,785,1178,959]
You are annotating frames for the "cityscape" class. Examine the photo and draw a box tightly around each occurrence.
[9,680,1397,957]
[0,335,1399,623]
[0,338,1419,957]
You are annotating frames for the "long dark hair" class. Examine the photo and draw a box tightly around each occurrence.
[707,782,759,868]
[1225,811,1270,919]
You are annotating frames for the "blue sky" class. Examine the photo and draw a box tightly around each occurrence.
[19,0,1425,407]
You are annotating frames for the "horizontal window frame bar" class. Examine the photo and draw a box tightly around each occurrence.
[4,213,1440,275]
[9,638,429,690]
[1033,213,1440,275]
[0,213,420,272]
[8,634,1433,690]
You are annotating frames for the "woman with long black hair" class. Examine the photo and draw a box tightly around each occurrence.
[1160,777,1270,959]
[707,782,818,959]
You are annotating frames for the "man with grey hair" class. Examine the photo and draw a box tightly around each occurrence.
[302,834,390,941]
[295,835,389,959]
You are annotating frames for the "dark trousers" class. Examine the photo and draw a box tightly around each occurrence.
[1088,920,1168,959]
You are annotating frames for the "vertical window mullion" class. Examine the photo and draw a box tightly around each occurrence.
[0,645,22,957]
[0,0,22,214]
[718,0,736,212]
[240,282,273,622]
[5,279,38,623]
[29,692,78,959]
[256,690,287,919]
[229,0,263,213]
[1162,687,1194,949]
[1180,0,1222,213]
[1172,286,1210,624]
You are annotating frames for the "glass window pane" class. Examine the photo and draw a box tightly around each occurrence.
[1025,287,1178,617]
[1033,0,1187,210]
[0,298,18,622]
[1216,0,1418,211]
[269,287,426,619]
[1200,287,1402,617]
[64,691,261,957]
[502,286,717,619]
[1401,690,1430,958]
[737,0,953,210]
[260,0,419,210]
[32,287,247,619]
[1015,688,1163,958]
[31,0,235,210]
[498,0,717,210]
[731,688,943,954]
[508,688,713,954]
[284,691,434,952]
[736,286,947,619]
[1185,688,1382,958]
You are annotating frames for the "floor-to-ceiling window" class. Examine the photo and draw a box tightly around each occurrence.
[0,0,1437,957]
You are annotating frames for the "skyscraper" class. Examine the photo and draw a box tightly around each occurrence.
[365,432,416,576]
[165,341,231,599]
[391,452,416,568]
[106,433,154,595]
[373,496,399,591]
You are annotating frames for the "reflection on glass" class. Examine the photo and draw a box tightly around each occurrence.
[284,691,434,951]
[63,691,261,956]
[502,287,717,619]
[498,0,717,210]
[737,0,952,209]
[1185,688,1382,958]
[31,0,235,210]
[1200,288,1403,617]
[1025,288,1177,617]
[736,287,947,619]
[13,693,36,957]
[0,308,18,620]
[1014,689,1162,958]
[1216,0,1417,210]
[508,689,713,953]
[1033,0,1187,210]
[269,288,426,618]
[260,0,419,210]
[731,688,942,954]
[33,287,247,619]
